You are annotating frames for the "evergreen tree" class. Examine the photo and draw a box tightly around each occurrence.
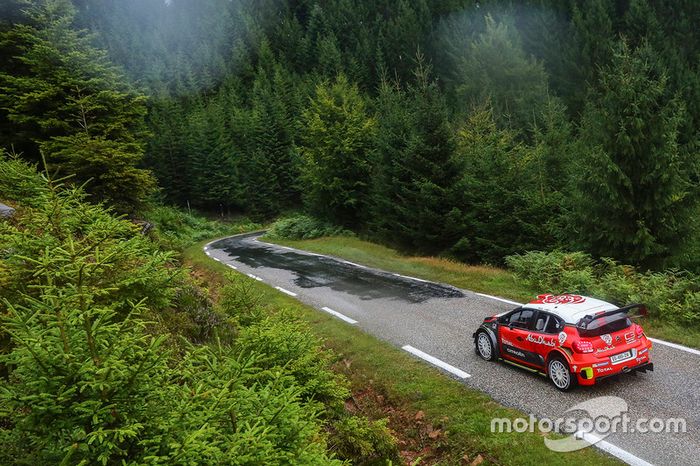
[370,60,463,253]
[454,103,565,264]
[440,13,551,134]
[0,0,154,213]
[572,42,699,267]
[298,74,375,226]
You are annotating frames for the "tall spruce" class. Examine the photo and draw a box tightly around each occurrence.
[572,42,698,267]
[298,74,375,226]
[0,0,154,213]
[370,60,463,253]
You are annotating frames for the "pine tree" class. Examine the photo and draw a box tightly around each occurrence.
[370,59,463,253]
[298,74,375,226]
[572,41,699,267]
[450,14,551,135]
[0,0,154,213]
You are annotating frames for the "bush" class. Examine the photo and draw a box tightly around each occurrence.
[145,204,259,251]
[236,315,350,407]
[505,250,595,293]
[0,159,358,465]
[0,153,47,206]
[329,415,398,463]
[266,214,354,240]
[506,250,700,327]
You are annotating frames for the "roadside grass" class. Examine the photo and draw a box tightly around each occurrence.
[185,239,621,465]
[264,235,700,349]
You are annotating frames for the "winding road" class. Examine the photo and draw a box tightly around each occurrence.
[206,233,699,466]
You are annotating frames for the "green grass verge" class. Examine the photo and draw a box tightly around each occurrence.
[265,235,700,349]
[185,238,620,465]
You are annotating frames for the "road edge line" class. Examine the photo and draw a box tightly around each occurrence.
[580,432,653,466]
[320,306,358,324]
[402,345,471,379]
[275,286,298,297]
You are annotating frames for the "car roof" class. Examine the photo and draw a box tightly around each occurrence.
[522,294,618,325]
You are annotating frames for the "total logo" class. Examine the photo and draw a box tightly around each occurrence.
[526,334,556,347]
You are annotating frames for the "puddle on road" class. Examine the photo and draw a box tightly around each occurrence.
[211,235,464,303]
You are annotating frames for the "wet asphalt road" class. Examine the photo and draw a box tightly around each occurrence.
[207,233,699,466]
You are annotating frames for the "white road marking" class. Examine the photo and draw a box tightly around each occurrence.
[205,251,212,256]
[275,286,297,297]
[321,306,358,324]
[204,246,209,251]
[580,432,653,466]
[402,345,471,379]
[648,337,700,356]
[474,292,523,306]
[279,245,294,251]
[343,260,367,268]
[393,273,429,283]
[246,273,263,282]
[227,264,237,270]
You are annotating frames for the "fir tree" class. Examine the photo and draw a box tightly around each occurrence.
[0,0,154,213]
[370,59,463,253]
[298,74,375,226]
[572,42,699,267]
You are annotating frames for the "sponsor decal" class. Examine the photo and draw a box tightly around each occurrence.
[527,334,557,346]
[501,338,515,347]
[531,294,586,305]
[596,366,613,373]
[624,332,635,344]
[558,331,567,345]
[505,346,526,359]
[600,334,613,345]
[596,346,616,353]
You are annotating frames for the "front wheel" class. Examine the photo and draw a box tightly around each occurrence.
[548,356,576,391]
[475,331,496,361]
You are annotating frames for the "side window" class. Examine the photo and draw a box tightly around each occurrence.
[534,313,550,333]
[510,309,535,330]
[544,314,564,334]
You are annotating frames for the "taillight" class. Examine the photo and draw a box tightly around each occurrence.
[573,340,594,353]
[635,324,644,339]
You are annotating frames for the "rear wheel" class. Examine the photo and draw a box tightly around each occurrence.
[475,331,496,361]
[548,356,576,391]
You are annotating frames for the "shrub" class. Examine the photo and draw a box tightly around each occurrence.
[266,214,354,240]
[145,204,259,251]
[505,250,595,293]
[506,250,700,327]
[217,272,265,326]
[329,415,398,463]
[0,153,47,206]
[235,315,350,408]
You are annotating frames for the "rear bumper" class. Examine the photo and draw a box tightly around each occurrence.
[577,360,653,385]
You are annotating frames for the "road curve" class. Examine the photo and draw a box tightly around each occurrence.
[206,233,699,466]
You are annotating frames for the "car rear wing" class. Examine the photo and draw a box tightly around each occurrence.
[576,303,648,330]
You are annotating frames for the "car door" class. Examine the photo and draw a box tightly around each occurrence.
[498,308,537,365]
[524,311,563,368]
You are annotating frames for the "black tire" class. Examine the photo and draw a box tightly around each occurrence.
[475,330,496,361]
[547,355,576,391]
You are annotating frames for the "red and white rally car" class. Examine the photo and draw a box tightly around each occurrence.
[473,294,654,390]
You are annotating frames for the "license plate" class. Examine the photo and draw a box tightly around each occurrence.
[611,350,632,364]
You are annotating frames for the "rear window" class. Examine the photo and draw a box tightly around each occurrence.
[577,311,631,337]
